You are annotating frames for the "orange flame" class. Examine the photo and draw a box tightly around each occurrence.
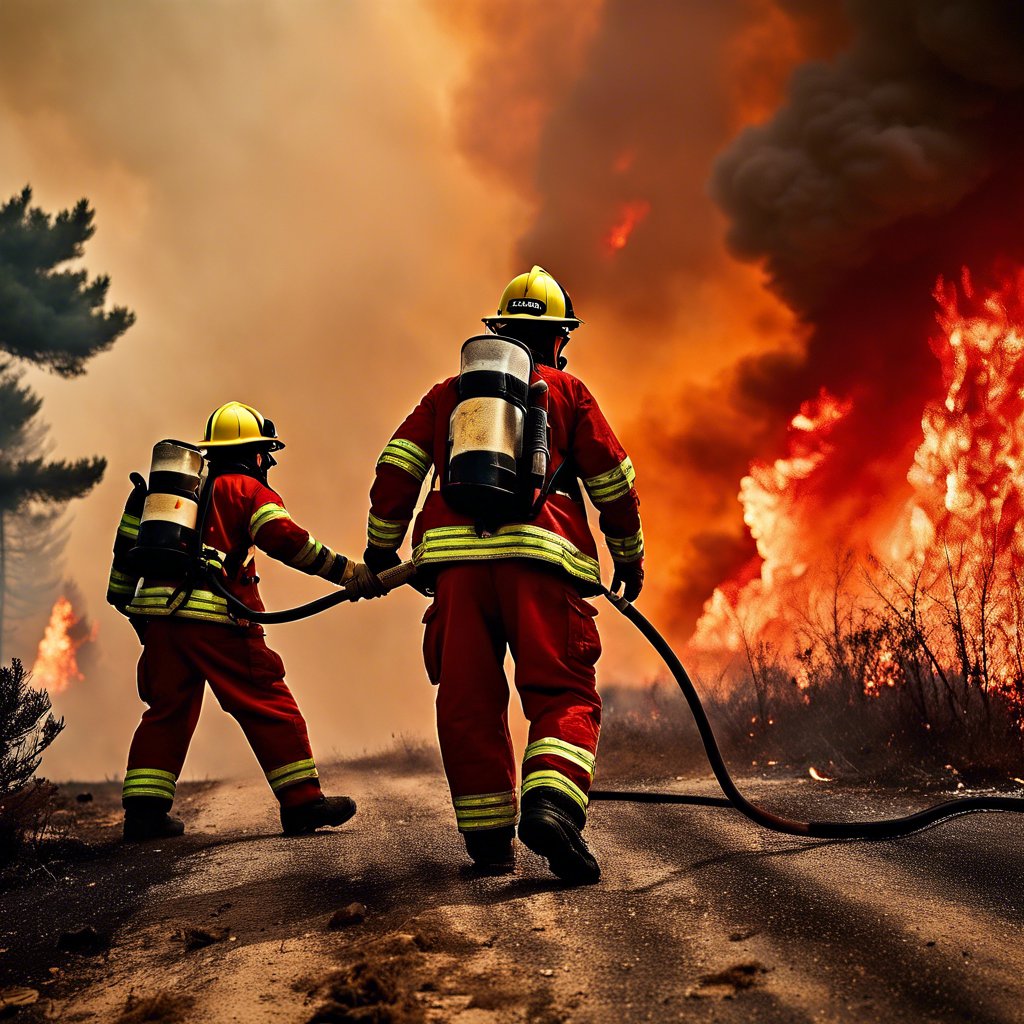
[31,596,94,694]
[605,199,651,251]
[694,266,1024,705]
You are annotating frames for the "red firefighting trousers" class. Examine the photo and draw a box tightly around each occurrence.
[422,561,602,833]
[123,619,322,809]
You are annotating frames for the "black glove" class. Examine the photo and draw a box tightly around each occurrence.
[363,545,401,575]
[611,561,644,603]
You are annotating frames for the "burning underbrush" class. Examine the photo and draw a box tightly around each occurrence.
[599,553,1024,788]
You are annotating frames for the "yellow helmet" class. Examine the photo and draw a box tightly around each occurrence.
[200,401,284,450]
[482,265,582,331]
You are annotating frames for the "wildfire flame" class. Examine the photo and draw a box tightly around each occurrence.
[31,596,94,694]
[808,766,833,782]
[694,266,1024,706]
[605,199,651,252]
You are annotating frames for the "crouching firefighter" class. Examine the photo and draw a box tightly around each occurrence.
[364,266,644,884]
[107,401,385,842]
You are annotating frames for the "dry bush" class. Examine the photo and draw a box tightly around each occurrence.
[0,658,64,864]
[599,544,1024,785]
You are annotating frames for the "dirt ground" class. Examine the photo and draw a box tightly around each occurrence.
[1,759,1023,1023]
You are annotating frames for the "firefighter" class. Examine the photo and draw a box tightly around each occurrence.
[364,267,644,884]
[108,402,385,841]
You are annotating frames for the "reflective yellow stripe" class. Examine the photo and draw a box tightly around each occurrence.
[122,768,177,801]
[583,457,636,505]
[249,502,291,538]
[377,439,431,482]
[118,512,141,539]
[367,512,407,548]
[266,758,319,791]
[606,527,644,563]
[524,737,596,777]
[107,568,137,595]
[453,790,517,831]
[453,790,515,808]
[522,769,588,812]
[126,586,235,625]
[291,537,322,569]
[413,525,601,586]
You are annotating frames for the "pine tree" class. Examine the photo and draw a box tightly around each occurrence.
[0,187,134,659]
[0,186,134,375]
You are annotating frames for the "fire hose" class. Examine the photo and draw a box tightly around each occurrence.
[207,560,1024,840]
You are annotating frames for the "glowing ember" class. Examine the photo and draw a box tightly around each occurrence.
[605,199,650,251]
[31,596,94,694]
[808,766,833,782]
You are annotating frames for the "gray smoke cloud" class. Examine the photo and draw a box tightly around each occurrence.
[714,0,1024,314]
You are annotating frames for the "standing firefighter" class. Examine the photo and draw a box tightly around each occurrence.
[364,267,644,884]
[107,402,383,841]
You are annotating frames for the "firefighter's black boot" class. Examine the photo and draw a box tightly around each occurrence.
[123,796,185,842]
[280,795,357,836]
[518,787,600,885]
[463,825,516,874]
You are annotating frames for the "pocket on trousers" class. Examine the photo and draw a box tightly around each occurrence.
[567,593,601,667]
[422,602,443,685]
[247,639,287,687]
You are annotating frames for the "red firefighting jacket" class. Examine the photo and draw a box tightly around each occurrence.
[367,365,643,593]
[107,473,349,626]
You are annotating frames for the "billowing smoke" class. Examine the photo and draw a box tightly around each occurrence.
[693,0,1024,643]
[441,0,1024,640]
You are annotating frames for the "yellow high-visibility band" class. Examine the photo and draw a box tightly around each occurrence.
[367,512,408,548]
[524,737,596,777]
[413,525,601,586]
[266,758,319,791]
[249,503,291,539]
[583,457,636,505]
[127,587,234,625]
[522,769,588,813]
[107,568,138,595]
[607,527,644,563]
[377,439,431,482]
[453,790,517,808]
[118,512,141,539]
[453,790,517,831]
[122,768,177,801]
[291,536,323,569]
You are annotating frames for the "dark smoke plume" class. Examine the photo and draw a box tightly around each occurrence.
[669,0,1024,635]
[714,0,1024,315]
